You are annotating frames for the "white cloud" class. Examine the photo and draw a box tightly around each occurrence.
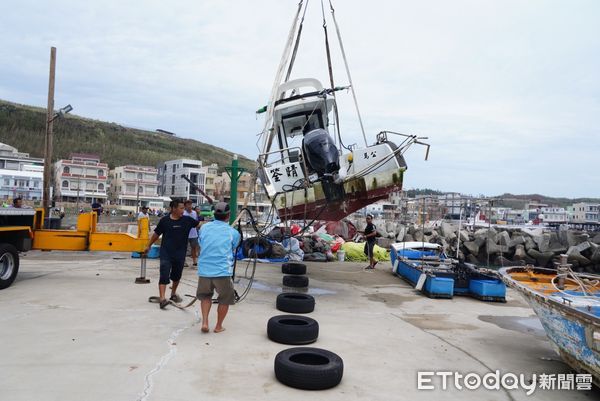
[0,0,599,197]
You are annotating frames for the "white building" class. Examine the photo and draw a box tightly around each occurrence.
[158,159,206,204]
[438,192,463,218]
[0,142,44,201]
[0,169,43,202]
[54,153,108,203]
[202,163,218,200]
[539,207,567,224]
[570,203,600,224]
[364,201,385,217]
[108,165,167,211]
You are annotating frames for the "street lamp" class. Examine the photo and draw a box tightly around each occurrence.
[49,104,73,123]
[136,180,141,214]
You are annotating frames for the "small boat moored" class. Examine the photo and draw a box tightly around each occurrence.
[500,257,600,386]
[390,241,506,302]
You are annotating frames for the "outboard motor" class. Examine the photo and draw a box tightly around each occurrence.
[302,129,345,202]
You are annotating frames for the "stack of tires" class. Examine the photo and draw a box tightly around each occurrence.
[282,262,309,289]
[267,262,344,390]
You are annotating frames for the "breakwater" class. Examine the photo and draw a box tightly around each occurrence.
[354,219,600,272]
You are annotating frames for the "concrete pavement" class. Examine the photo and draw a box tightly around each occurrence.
[1,251,598,401]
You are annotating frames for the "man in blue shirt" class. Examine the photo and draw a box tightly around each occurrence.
[196,202,241,333]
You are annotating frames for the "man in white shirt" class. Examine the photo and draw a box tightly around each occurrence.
[183,199,200,266]
[138,206,150,219]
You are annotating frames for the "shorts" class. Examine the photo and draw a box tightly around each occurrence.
[363,241,375,258]
[159,256,185,285]
[188,238,200,250]
[196,277,235,305]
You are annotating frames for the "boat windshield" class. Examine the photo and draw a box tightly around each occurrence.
[281,111,324,140]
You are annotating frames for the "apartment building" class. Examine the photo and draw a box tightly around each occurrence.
[158,159,206,204]
[539,207,568,224]
[569,203,600,224]
[54,153,108,203]
[108,165,166,211]
[202,163,218,200]
[0,142,44,201]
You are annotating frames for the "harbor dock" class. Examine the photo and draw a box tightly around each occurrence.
[1,251,596,400]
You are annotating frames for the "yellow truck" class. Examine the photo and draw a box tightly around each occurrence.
[0,208,149,289]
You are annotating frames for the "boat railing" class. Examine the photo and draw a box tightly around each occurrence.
[258,146,309,172]
[377,131,431,161]
[258,146,311,194]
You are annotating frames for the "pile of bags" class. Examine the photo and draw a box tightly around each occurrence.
[236,222,390,263]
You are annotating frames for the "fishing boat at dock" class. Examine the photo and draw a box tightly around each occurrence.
[500,258,600,385]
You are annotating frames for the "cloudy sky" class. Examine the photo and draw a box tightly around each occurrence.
[1,0,599,198]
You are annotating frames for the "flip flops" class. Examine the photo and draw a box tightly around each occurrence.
[170,294,183,303]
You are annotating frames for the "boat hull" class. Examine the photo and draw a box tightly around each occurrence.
[276,176,401,221]
[500,267,600,385]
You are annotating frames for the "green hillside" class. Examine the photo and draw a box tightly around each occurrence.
[0,100,255,171]
[492,193,600,209]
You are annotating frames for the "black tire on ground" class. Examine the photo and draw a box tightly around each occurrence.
[283,275,309,288]
[276,293,315,314]
[267,315,319,345]
[274,347,344,390]
[243,237,272,258]
[0,243,19,290]
[282,262,307,275]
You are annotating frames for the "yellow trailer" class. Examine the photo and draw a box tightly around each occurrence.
[0,208,149,289]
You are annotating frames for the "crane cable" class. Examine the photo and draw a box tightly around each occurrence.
[320,0,348,152]
[284,0,310,83]
[260,0,306,156]
[328,0,368,147]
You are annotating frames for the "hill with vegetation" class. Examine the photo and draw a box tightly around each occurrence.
[403,188,445,197]
[0,100,255,171]
[491,193,600,209]
[404,188,599,209]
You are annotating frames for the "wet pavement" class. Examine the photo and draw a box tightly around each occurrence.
[1,251,598,401]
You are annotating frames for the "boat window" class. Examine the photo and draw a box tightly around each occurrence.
[281,111,323,139]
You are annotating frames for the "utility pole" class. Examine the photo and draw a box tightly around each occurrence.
[43,47,56,217]
[136,179,141,214]
[75,176,81,212]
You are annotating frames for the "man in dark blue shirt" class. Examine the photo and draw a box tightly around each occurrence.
[145,199,200,309]
[91,200,103,222]
[363,214,377,269]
